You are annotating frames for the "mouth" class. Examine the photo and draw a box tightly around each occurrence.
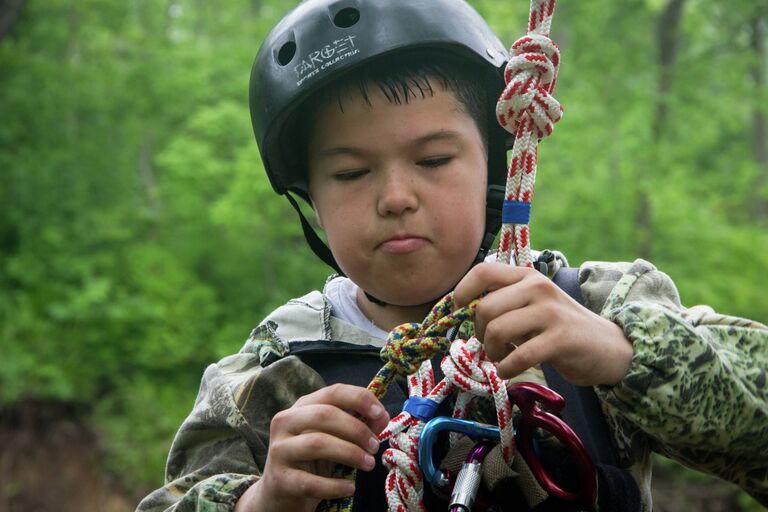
[377,235,429,254]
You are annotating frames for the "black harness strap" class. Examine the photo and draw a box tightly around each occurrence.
[545,267,618,467]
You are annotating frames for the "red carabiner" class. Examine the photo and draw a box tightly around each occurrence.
[507,382,598,509]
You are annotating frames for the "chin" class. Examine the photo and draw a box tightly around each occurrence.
[350,259,472,307]
[373,283,454,307]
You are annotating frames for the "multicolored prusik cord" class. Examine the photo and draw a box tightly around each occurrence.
[367,297,477,400]
[322,1,562,511]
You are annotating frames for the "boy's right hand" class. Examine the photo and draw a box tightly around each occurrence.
[235,383,389,512]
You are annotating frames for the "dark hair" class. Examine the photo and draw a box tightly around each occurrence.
[287,49,491,193]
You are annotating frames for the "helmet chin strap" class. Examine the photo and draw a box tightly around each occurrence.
[363,290,389,307]
[285,192,344,276]
[363,265,461,309]
[285,181,505,308]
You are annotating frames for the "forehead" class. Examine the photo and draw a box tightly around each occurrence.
[308,84,475,153]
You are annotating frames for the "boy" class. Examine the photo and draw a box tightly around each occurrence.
[137,0,768,511]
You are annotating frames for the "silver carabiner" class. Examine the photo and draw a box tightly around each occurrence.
[449,440,496,512]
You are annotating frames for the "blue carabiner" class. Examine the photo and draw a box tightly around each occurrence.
[418,417,502,488]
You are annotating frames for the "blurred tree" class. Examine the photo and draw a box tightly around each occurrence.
[0,0,764,505]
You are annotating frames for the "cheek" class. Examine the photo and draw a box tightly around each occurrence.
[465,183,489,249]
[316,201,365,253]
[459,173,488,225]
[309,182,346,229]
[442,183,486,250]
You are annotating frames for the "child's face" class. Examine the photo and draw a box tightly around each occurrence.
[307,84,487,306]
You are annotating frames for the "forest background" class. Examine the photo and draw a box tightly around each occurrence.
[0,0,766,510]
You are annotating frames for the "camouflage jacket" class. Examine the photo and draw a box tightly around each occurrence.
[136,259,768,512]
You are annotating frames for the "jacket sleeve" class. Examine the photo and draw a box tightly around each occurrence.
[581,259,768,506]
[135,349,326,512]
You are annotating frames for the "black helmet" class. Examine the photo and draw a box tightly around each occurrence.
[249,0,510,275]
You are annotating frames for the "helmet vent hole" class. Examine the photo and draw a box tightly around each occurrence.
[333,8,360,28]
[277,41,296,66]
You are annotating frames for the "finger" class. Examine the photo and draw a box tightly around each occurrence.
[495,331,556,379]
[273,467,357,500]
[274,404,381,454]
[294,384,389,433]
[453,263,533,308]
[474,285,535,343]
[273,431,377,472]
[481,306,543,362]
[500,316,633,386]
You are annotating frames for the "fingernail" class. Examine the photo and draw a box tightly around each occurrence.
[364,454,375,469]
[369,404,385,419]
[367,436,379,453]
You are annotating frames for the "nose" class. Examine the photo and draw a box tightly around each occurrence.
[376,165,419,217]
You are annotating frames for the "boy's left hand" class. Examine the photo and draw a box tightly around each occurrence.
[453,263,633,386]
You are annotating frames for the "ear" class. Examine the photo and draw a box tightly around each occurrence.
[310,197,324,230]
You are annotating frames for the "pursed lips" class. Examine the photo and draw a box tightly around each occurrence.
[377,234,429,254]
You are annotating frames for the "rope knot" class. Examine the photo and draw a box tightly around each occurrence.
[496,33,562,139]
[378,294,477,377]
[442,337,517,464]
[380,322,440,376]
[368,295,478,399]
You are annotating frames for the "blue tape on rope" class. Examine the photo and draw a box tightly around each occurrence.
[502,200,532,225]
[403,397,440,422]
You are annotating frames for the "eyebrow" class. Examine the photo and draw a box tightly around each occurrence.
[412,130,462,146]
[317,130,462,159]
[316,146,366,158]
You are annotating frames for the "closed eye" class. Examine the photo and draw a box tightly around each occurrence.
[418,156,453,168]
[334,169,369,181]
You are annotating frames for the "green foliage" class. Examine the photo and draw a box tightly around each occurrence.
[0,0,328,490]
[0,0,765,504]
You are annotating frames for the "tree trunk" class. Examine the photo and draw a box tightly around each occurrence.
[751,14,768,221]
[0,0,25,43]
[65,6,80,144]
[139,135,162,215]
[653,0,686,140]
[635,0,687,260]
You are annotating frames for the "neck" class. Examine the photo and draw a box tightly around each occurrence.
[356,287,434,333]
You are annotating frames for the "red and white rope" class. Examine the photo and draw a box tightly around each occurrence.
[441,337,515,464]
[375,1,561,510]
[379,361,448,512]
[496,0,562,267]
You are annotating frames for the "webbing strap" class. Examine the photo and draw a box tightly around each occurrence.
[285,192,344,276]
[544,267,618,467]
[301,351,406,418]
